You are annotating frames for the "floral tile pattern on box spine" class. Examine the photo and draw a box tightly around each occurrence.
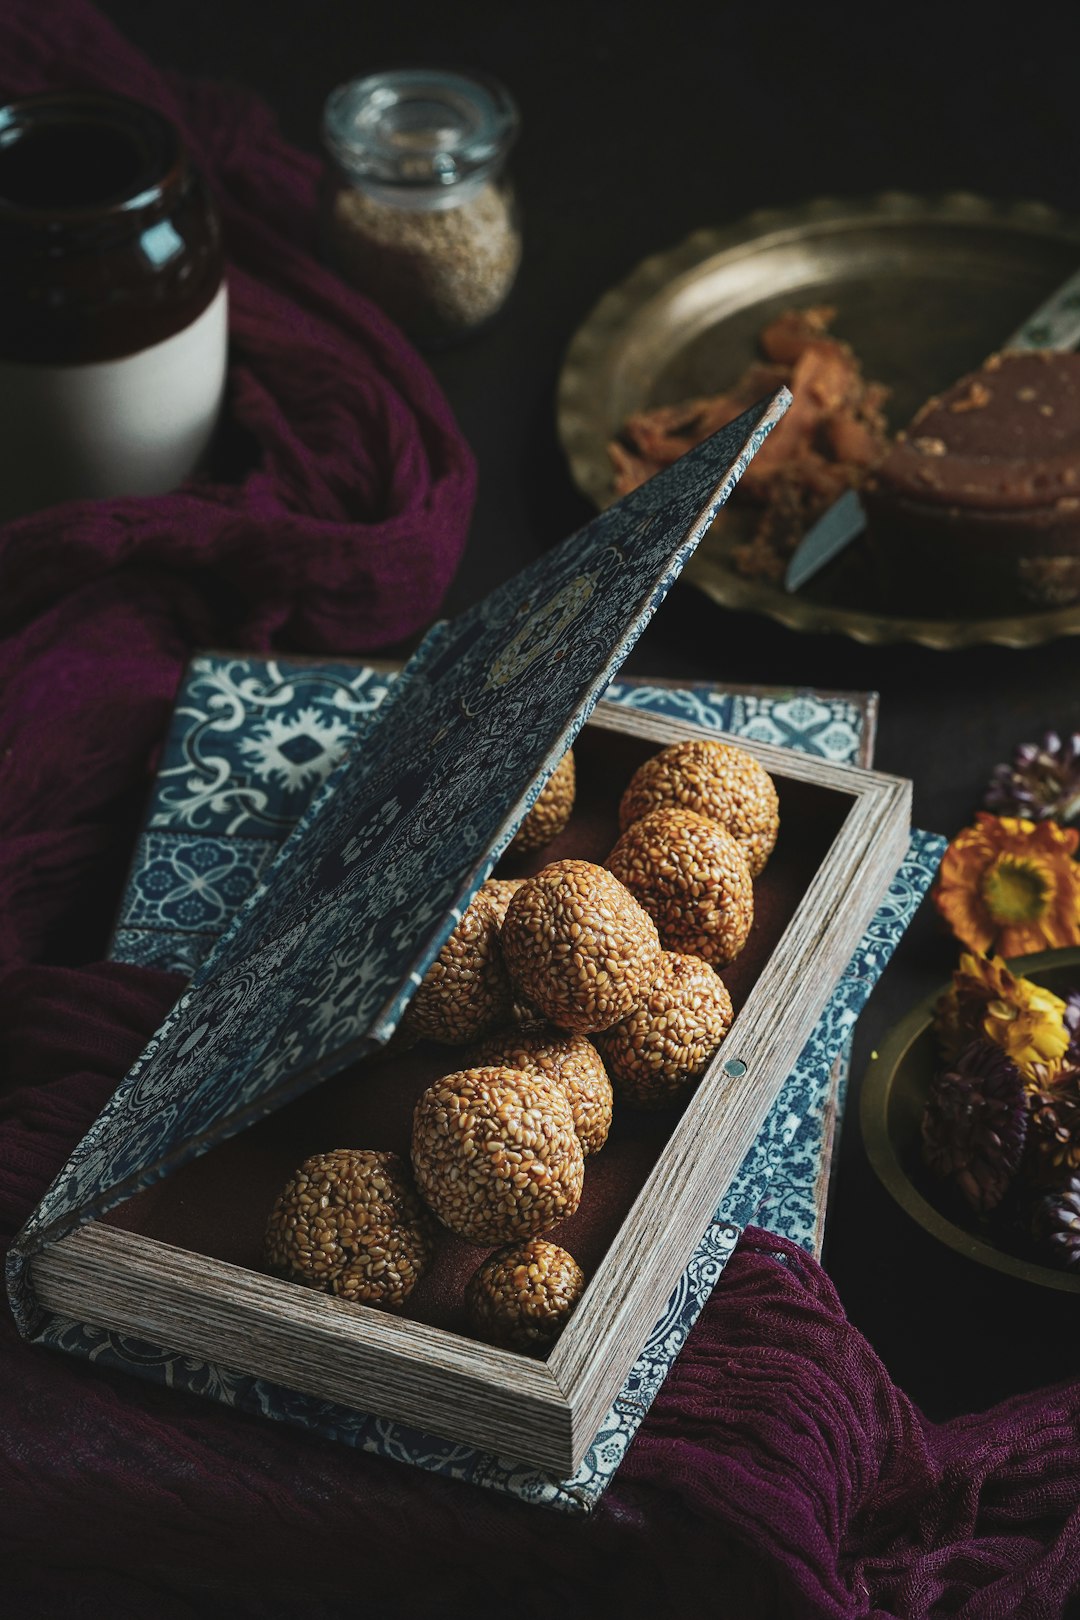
[29,829,945,1514]
[151,657,398,838]
[604,682,867,763]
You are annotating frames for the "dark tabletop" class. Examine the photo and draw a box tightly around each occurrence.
[95,0,1080,1418]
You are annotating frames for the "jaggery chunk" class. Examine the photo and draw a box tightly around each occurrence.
[863,349,1080,609]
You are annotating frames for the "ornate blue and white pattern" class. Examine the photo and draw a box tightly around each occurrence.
[151,656,396,838]
[25,827,944,1514]
[605,682,873,765]
[9,390,790,1268]
[110,926,219,977]
[121,831,275,930]
[748,1050,847,1253]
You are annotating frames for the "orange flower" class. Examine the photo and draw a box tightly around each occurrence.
[935,951,1070,1078]
[932,813,1080,958]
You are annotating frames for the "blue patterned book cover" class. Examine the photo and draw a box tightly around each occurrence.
[24,651,941,1513]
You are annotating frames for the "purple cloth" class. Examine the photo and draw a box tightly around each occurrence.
[2,5,1080,1617]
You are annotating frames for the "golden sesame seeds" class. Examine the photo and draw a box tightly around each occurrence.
[608,807,754,968]
[508,750,576,855]
[465,1238,585,1351]
[479,877,525,929]
[411,1066,584,1244]
[470,1024,613,1155]
[264,1149,435,1309]
[617,739,779,877]
[596,951,734,1109]
[400,888,513,1045]
[500,860,661,1034]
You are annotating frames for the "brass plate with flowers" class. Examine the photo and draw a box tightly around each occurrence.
[862,947,1080,1292]
[557,193,1080,649]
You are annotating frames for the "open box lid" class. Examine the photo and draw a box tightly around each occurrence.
[10,390,789,1273]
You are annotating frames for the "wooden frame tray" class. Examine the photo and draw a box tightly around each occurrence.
[30,702,910,1476]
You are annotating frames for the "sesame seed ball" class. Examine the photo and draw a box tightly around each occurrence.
[465,1238,586,1351]
[596,952,734,1109]
[399,888,512,1045]
[479,877,525,929]
[264,1149,435,1308]
[476,880,540,1020]
[471,1025,613,1156]
[411,1066,585,1244]
[508,750,576,855]
[619,739,780,876]
[500,859,662,1034]
[608,807,754,968]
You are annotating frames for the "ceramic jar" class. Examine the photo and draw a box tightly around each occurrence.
[0,91,227,521]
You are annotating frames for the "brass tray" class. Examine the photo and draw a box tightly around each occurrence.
[861,946,1080,1292]
[557,193,1080,650]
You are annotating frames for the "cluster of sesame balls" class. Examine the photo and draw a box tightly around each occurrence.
[264,738,779,1354]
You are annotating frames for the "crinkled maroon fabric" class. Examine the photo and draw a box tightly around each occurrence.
[0,1,476,657]
[4,973,1080,1619]
[3,6,1080,1618]
[0,0,476,970]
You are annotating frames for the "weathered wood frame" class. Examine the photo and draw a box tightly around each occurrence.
[30,702,911,1477]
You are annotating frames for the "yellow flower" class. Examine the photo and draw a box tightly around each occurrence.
[935,951,1070,1079]
[984,994,1070,1080]
[932,813,1080,957]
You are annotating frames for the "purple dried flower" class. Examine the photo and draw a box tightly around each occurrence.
[921,1039,1028,1214]
[1065,990,1080,1063]
[1032,1173,1080,1270]
[984,730,1080,824]
[1027,1060,1080,1183]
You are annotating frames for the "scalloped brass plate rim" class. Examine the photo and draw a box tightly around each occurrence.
[557,192,1080,652]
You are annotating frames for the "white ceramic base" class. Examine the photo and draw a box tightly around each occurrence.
[0,282,228,520]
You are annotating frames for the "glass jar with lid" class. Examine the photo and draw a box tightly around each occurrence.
[320,68,521,346]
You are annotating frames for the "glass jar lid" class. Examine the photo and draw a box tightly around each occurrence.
[322,68,519,208]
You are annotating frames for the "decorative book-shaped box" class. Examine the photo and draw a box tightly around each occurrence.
[27,658,939,1514]
[8,393,915,1479]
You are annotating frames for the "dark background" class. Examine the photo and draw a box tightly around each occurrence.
[95,0,1080,1416]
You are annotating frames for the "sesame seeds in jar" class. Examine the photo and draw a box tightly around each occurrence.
[320,68,521,345]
